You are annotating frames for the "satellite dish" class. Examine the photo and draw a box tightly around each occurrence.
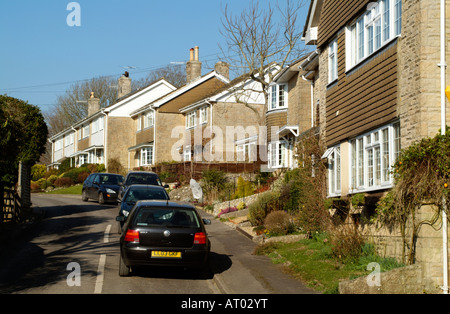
[190,179,203,200]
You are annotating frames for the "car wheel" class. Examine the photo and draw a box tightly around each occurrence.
[98,193,105,204]
[119,254,131,277]
[82,190,88,202]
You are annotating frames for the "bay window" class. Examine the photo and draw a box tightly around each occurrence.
[140,146,154,166]
[349,122,400,192]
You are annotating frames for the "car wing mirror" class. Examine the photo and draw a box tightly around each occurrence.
[202,219,211,225]
[116,216,125,222]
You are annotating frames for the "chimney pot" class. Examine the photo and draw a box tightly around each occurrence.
[186,46,202,83]
[194,46,199,61]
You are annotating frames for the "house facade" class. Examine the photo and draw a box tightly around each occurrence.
[303,0,450,199]
[128,47,231,169]
[266,58,314,171]
[48,74,176,170]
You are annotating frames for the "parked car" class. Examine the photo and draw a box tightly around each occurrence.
[119,171,167,199]
[116,200,211,277]
[82,173,124,204]
[117,185,170,232]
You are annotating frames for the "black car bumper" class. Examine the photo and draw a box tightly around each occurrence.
[121,243,210,269]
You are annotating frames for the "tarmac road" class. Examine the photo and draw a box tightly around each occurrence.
[0,193,316,297]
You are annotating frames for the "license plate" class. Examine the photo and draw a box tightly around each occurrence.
[151,251,182,259]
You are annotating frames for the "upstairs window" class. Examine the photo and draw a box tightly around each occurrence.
[144,111,154,129]
[346,0,402,70]
[268,84,287,110]
[186,111,196,129]
[328,38,338,83]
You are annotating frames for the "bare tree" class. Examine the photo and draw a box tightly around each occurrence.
[220,0,307,123]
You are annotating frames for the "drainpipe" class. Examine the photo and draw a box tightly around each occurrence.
[206,100,214,157]
[439,0,448,295]
[301,74,315,128]
[152,107,156,165]
[101,109,108,170]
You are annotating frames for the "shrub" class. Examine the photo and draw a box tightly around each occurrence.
[248,191,280,226]
[31,181,40,191]
[47,175,58,184]
[237,202,247,211]
[264,210,293,236]
[62,167,89,183]
[108,158,125,175]
[202,169,227,192]
[31,164,47,181]
[234,176,254,199]
[77,172,90,184]
[218,207,238,218]
[54,177,74,188]
[329,224,365,264]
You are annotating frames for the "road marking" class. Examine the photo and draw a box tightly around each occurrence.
[104,224,111,243]
[94,254,106,294]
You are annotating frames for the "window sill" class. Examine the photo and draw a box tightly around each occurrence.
[345,36,399,75]
[266,107,288,114]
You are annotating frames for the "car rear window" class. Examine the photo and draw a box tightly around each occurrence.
[99,175,123,185]
[133,207,200,228]
[126,174,161,186]
[124,189,168,203]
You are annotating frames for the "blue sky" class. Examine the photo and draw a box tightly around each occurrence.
[0,0,310,113]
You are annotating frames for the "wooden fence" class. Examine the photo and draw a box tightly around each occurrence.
[136,161,264,181]
[1,187,22,223]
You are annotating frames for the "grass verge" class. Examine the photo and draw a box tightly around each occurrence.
[254,233,404,294]
[45,185,83,195]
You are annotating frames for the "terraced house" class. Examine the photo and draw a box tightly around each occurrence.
[48,73,176,170]
[302,0,450,200]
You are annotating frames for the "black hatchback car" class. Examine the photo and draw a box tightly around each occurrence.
[116,201,211,277]
[117,185,170,232]
[119,171,166,199]
[82,173,124,204]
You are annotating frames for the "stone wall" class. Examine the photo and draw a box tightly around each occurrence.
[339,264,439,294]
[361,204,449,293]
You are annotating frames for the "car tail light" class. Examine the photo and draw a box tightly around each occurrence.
[124,229,140,243]
[194,232,207,245]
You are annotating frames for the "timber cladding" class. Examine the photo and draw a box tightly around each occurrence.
[318,0,371,48]
[325,38,398,146]
[265,110,288,141]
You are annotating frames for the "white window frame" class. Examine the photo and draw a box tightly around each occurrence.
[327,145,341,197]
[328,38,338,83]
[140,146,154,166]
[345,0,402,71]
[186,111,196,129]
[199,107,207,125]
[268,141,288,169]
[143,111,154,129]
[55,138,63,151]
[137,115,142,131]
[184,145,192,161]
[349,122,401,193]
[82,124,90,139]
[268,84,288,110]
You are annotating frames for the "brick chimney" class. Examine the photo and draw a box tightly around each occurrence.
[118,71,132,99]
[186,46,202,83]
[88,92,100,117]
[214,61,230,80]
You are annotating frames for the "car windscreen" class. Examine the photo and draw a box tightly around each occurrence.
[124,189,168,203]
[126,174,160,186]
[99,175,123,185]
[133,207,200,228]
